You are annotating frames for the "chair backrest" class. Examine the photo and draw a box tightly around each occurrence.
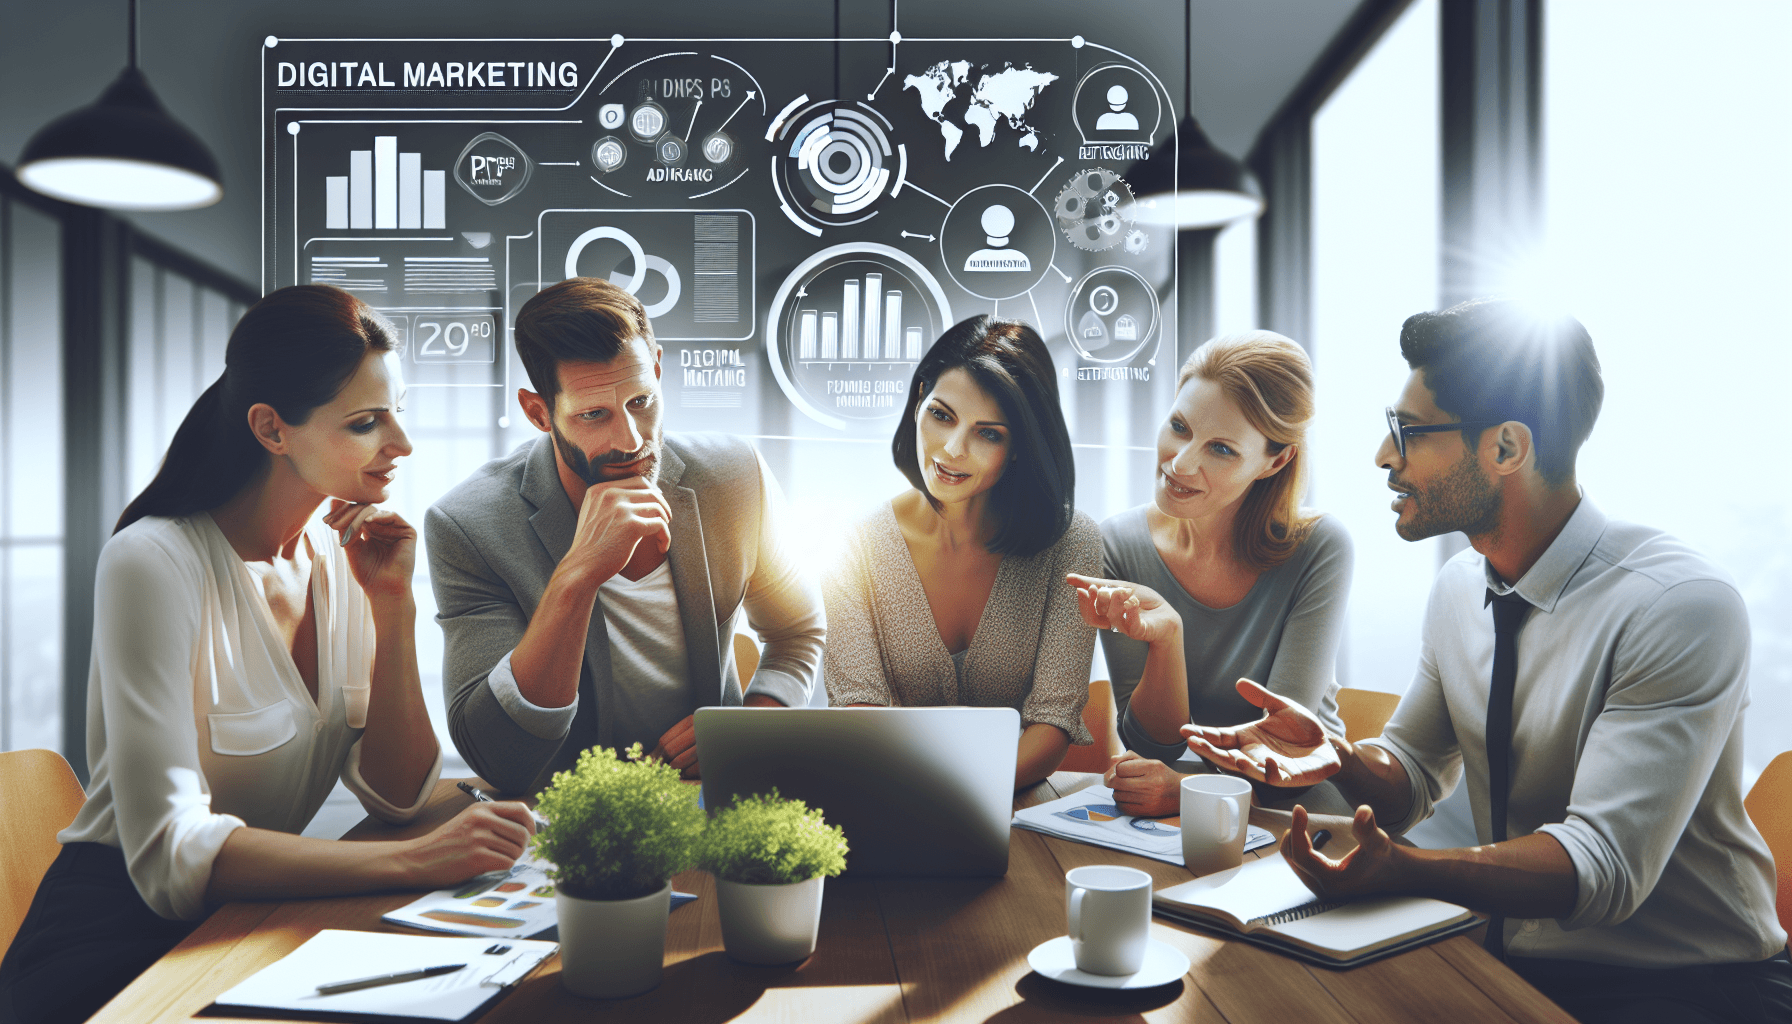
[0,749,86,959]
[732,632,761,687]
[1057,679,1123,774]
[1745,750,1792,934]
[1336,688,1402,744]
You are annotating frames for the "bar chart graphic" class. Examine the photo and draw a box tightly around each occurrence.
[766,243,953,430]
[325,136,447,230]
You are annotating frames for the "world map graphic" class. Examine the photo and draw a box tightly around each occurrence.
[903,60,1059,161]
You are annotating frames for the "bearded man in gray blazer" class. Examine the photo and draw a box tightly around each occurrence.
[425,277,822,796]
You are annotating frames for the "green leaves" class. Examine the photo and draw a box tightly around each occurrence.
[532,744,705,901]
[696,789,849,886]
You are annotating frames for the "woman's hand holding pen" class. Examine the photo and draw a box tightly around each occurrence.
[323,499,417,603]
[396,802,537,890]
[1065,574,1183,646]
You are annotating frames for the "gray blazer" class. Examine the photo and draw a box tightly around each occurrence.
[425,432,824,795]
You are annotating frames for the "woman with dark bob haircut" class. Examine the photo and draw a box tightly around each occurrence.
[822,315,1099,787]
[0,286,535,1024]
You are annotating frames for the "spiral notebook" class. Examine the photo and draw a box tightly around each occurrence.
[1151,852,1478,968]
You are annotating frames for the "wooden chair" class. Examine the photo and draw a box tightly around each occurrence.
[0,749,86,960]
[1745,750,1792,935]
[732,632,761,688]
[1336,687,1402,744]
[1058,679,1124,774]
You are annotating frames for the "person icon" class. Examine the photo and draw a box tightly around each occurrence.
[1096,85,1140,132]
[963,204,1032,272]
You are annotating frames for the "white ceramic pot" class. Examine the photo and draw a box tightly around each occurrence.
[555,882,671,998]
[715,875,825,965]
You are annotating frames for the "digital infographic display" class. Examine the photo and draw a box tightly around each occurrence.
[262,28,1178,433]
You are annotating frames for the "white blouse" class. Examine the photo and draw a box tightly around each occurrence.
[59,513,440,920]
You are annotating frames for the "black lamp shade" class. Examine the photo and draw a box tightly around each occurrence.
[1127,114,1262,229]
[17,67,222,211]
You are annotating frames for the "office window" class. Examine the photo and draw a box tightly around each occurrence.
[1545,0,1792,778]
[1309,0,1440,693]
[125,261,242,499]
[0,198,64,752]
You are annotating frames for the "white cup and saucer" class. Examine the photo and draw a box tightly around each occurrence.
[1026,865,1191,989]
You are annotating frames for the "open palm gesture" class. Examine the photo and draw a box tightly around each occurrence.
[1065,573,1183,646]
[1181,679,1342,787]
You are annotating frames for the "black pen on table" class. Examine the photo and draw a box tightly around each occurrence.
[316,963,465,995]
[457,781,549,831]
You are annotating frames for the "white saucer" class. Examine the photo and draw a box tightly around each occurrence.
[1026,935,1191,989]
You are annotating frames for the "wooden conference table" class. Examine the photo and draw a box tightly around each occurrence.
[92,773,1574,1024]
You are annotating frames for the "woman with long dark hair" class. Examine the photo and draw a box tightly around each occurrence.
[822,316,1099,788]
[0,286,534,1024]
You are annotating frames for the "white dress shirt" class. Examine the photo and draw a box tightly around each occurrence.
[59,514,440,921]
[1363,497,1784,967]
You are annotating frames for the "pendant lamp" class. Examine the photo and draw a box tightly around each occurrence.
[1126,1,1262,229]
[16,0,222,211]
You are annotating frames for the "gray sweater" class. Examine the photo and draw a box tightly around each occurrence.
[1098,506,1352,763]
[822,501,1100,744]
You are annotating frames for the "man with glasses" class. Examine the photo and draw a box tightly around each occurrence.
[1183,299,1788,1022]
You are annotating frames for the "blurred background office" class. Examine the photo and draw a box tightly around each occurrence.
[1,1,1786,841]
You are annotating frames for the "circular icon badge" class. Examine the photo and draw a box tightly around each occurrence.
[591,136,627,173]
[939,183,1055,301]
[765,243,953,429]
[1064,266,1161,365]
[772,99,901,231]
[629,102,668,143]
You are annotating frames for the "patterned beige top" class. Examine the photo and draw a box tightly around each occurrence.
[822,500,1100,744]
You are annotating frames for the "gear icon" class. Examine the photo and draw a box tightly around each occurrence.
[1054,168,1137,252]
[1123,229,1149,255]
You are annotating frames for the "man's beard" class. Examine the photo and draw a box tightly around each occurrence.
[552,423,660,488]
[1392,446,1500,542]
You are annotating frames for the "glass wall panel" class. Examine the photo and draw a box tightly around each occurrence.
[1,198,64,751]
[1545,0,1792,779]
[1309,0,1440,693]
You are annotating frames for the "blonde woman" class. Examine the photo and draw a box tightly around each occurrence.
[1067,332,1352,816]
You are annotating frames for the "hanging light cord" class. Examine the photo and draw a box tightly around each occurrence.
[1184,0,1192,114]
[128,0,138,70]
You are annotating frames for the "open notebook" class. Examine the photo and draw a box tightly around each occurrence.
[1152,852,1478,968]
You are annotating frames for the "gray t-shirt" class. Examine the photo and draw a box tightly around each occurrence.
[1098,505,1352,763]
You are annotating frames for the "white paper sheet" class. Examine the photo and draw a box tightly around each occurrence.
[381,851,697,939]
[1011,783,1275,866]
[211,929,556,1022]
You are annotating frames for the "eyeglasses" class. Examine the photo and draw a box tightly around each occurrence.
[1384,407,1497,460]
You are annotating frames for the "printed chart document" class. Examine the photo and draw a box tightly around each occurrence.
[204,929,556,1022]
[382,851,696,939]
[1152,851,1478,967]
[1011,783,1274,866]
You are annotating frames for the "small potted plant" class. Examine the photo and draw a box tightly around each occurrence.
[532,744,704,998]
[697,789,848,965]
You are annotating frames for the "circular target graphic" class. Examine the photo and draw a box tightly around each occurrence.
[765,243,953,429]
[1064,266,1161,365]
[772,100,903,231]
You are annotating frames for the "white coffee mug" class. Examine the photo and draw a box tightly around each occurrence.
[1180,774,1253,875]
[1063,864,1153,976]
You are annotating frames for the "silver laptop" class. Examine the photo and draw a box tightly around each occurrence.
[694,707,1020,877]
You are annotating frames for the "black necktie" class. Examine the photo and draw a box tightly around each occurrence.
[1483,588,1532,959]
